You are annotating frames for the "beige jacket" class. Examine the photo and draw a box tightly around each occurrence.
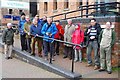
[64,24,75,47]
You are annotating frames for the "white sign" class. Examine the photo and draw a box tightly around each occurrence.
[1,0,29,10]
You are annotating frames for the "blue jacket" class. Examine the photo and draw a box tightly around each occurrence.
[18,19,26,35]
[41,23,58,42]
[30,24,42,36]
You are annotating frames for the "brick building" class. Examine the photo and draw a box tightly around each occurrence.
[38,0,120,20]
[0,0,30,25]
[38,0,120,66]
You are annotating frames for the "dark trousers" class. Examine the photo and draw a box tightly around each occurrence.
[43,40,54,57]
[54,41,60,54]
[20,35,27,51]
[26,38,31,53]
[64,46,74,59]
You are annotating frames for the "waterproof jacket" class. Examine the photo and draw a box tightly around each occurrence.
[18,19,26,35]
[41,23,58,42]
[2,28,14,45]
[30,23,42,36]
[54,24,64,39]
[72,27,84,49]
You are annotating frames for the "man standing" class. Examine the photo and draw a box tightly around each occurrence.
[30,19,43,57]
[85,18,102,70]
[99,22,115,74]
[54,20,64,55]
[63,19,76,60]
[18,13,27,51]
[24,16,32,53]
[2,23,14,59]
[41,17,57,61]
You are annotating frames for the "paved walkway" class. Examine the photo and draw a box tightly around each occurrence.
[0,53,63,78]
[0,35,119,78]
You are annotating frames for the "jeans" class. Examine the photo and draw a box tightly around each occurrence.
[74,49,82,62]
[43,40,55,57]
[86,41,99,66]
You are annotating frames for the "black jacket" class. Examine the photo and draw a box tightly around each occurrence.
[2,28,15,45]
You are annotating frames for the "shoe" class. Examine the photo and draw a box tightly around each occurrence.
[56,53,59,55]
[52,58,55,61]
[99,69,105,72]
[38,54,42,57]
[94,65,99,70]
[8,57,12,59]
[86,64,92,67]
[30,53,35,56]
[74,59,78,62]
[63,56,67,59]
[107,71,112,74]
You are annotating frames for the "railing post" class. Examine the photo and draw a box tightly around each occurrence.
[86,0,89,18]
[64,13,66,19]
[71,45,76,73]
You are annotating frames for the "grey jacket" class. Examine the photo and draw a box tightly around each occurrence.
[2,28,14,45]
[64,24,75,47]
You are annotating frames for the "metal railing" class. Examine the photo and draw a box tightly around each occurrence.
[32,34,82,73]
[51,2,120,21]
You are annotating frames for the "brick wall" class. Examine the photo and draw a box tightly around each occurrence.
[39,0,95,19]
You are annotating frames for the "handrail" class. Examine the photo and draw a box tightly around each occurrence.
[32,34,82,73]
[51,2,120,20]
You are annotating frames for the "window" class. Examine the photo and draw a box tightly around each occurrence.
[78,0,82,7]
[9,9,12,14]
[53,0,57,10]
[44,2,48,11]
[64,0,69,9]
[19,10,23,15]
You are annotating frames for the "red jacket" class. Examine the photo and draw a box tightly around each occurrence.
[72,27,84,49]
[54,24,64,39]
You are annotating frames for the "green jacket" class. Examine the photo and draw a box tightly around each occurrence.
[99,29,116,47]
[2,28,15,45]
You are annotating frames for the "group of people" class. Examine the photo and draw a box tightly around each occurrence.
[2,13,116,74]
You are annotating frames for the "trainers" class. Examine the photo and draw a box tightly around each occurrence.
[107,71,112,74]
[74,59,78,62]
[99,69,106,72]
[86,64,92,67]
[94,65,99,70]
[52,58,55,61]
